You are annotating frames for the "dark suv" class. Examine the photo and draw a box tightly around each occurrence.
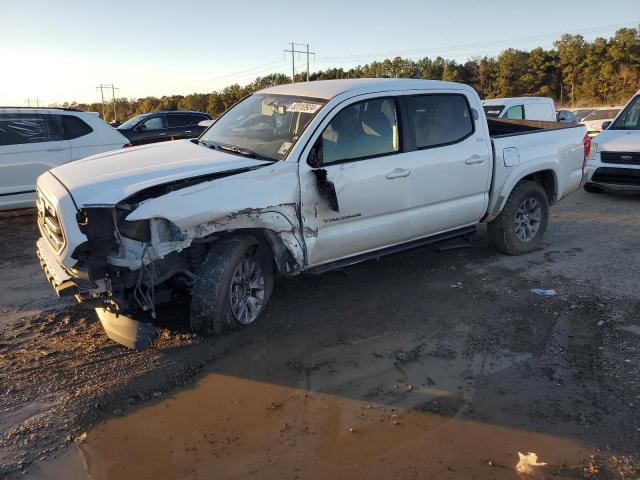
[116,111,212,145]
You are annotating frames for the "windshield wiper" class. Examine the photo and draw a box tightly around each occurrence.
[218,144,275,162]
[218,145,257,157]
[195,139,220,150]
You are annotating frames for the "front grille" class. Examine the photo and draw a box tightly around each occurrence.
[592,167,640,186]
[601,151,640,165]
[36,190,65,252]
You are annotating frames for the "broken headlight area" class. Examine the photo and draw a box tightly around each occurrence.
[70,207,196,318]
[72,206,185,261]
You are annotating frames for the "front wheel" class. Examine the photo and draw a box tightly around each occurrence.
[190,235,274,335]
[488,181,549,255]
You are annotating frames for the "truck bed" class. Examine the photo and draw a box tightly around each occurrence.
[488,118,580,137]
[486,119,587,220]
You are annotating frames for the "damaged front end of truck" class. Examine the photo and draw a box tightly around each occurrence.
[36,159,306,339]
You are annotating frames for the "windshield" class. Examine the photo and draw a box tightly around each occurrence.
[611,95,640,130]
[583,109,620,121]
[118,114,150,130]
[199,94,327,161]
[483,105,505,118]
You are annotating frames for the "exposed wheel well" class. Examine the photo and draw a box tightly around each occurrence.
[192,229,301,277]
[521,170,556,204]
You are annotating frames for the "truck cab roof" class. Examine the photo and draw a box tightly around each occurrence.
[258,78,476,100]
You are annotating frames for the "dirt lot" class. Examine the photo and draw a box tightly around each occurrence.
[1,191,639,479]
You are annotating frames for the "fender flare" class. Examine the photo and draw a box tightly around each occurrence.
[487,160,559,222]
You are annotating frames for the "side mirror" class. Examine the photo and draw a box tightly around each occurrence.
[601,121,612,130]
[135,124,146,132]
[307,144,322,169]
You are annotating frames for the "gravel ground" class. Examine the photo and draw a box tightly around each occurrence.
[0,190,639,479]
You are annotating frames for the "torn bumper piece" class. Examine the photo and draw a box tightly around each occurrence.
[36,237,99,297]
[96,308,158,349]
[36,237,82,296]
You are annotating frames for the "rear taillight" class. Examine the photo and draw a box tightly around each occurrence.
[582,133,591,168]
[123,143,133,148]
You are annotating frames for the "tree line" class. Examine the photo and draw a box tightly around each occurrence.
[61,28,640,121]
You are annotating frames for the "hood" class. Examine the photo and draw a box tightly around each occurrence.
[593,129,640,151]
[50,140,271,207]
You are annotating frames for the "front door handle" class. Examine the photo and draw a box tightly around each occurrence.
[46,146,66,152]
[385,168,411,179]
[465,154,485,165]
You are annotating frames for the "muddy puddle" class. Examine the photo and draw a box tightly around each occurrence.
[29,331,603,480]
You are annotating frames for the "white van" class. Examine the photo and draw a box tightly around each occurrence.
[482,97,557,122]
[0,108,130,210]
[584,90,640,193]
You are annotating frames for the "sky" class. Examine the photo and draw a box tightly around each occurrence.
[1,0,638,106]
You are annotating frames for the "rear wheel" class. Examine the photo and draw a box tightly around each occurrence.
[190,235,273,335]
[583,183,605,194]
[488,181,549,255]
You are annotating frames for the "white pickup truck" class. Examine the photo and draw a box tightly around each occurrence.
[36,79,588,341]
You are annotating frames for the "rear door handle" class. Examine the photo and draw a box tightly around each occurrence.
[465,154,485,165]
[385,168,411,179]
[46,146,66,152]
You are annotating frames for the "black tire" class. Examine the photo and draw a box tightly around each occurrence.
[190,235,273,335]
[583,183,605,194]
[488,181,549,255]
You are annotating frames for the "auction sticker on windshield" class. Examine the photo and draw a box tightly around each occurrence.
[287,102,323,114]
[278,141,293,155]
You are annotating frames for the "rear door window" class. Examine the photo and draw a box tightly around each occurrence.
[504,105,524,120]
[188,114,208,125]
[0,113,65,145]
[142,115,166,130]
[319,98,399,165]
[408,94,474,149]
[167,114,189,128]
[46,115,65,141]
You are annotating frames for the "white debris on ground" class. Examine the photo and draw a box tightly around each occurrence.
[515,452,547,475]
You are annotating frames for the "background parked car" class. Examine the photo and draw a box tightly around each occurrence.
[116,111,212,145]
[581,107,623,135]
[0,107,130,210]
[482,97,557,121]
[556,109,578,123]
[572,108,596,120]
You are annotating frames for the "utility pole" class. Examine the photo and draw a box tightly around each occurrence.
[26,98,41,107]
[110,85,119,122]
[96,83,119,122]
[96,84,107,120]
[284,43,315,83]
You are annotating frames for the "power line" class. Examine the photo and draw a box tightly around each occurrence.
[208,60,287,82]
[315,20,639,64]
[284,42,315,82]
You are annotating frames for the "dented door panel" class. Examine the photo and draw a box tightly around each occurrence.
[299,157,413,267]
